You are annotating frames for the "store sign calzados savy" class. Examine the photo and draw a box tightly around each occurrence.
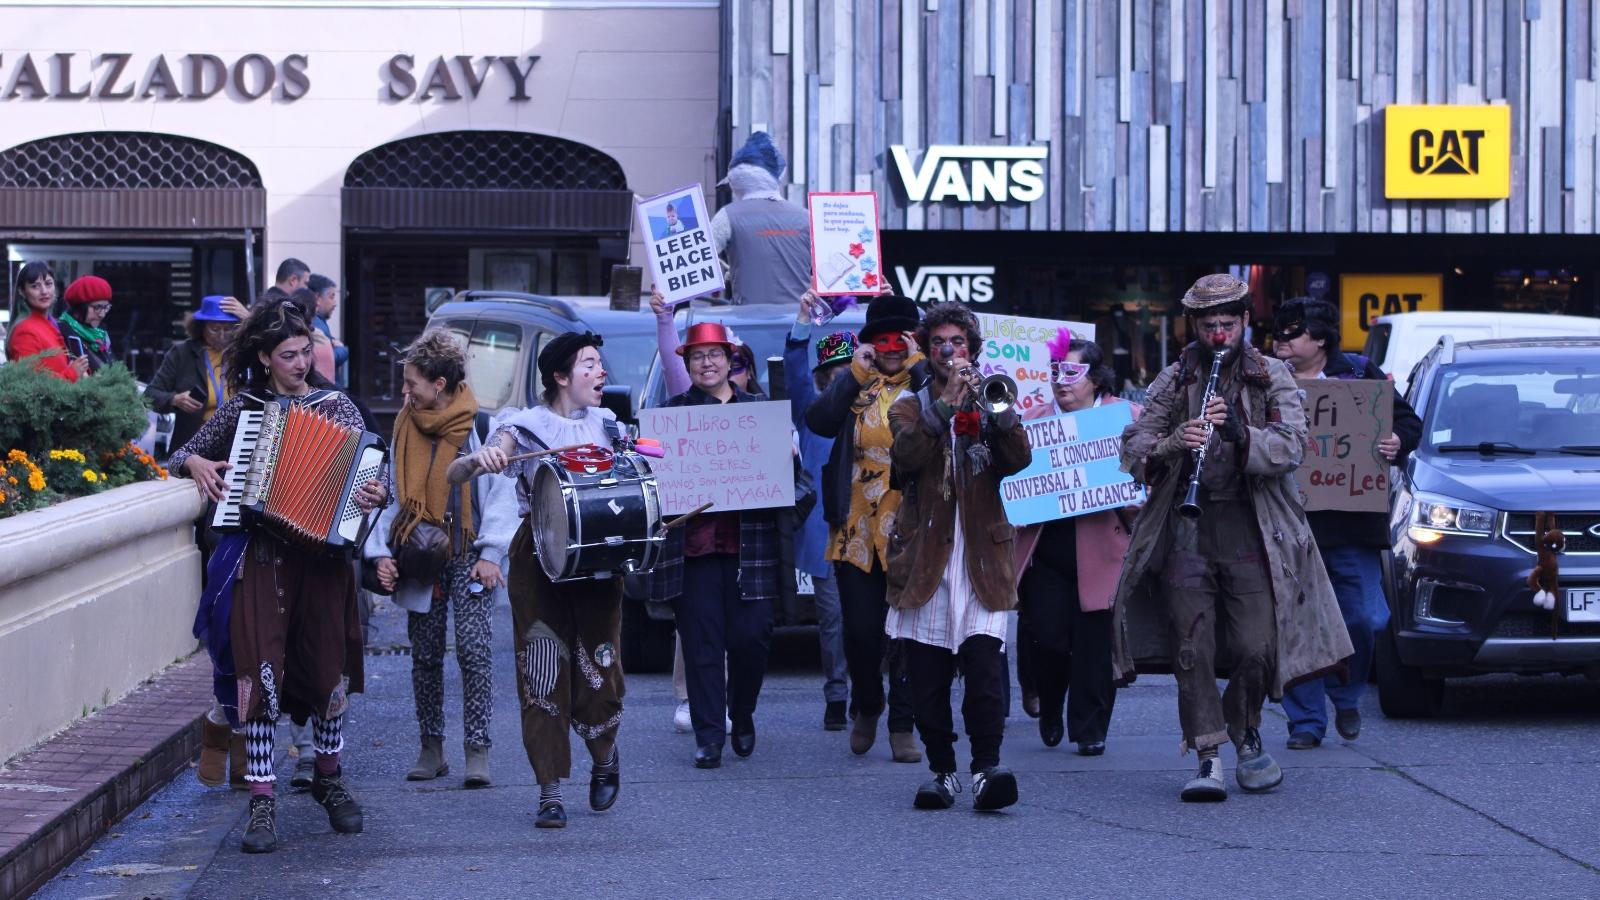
[890,145,1047,204]
[893,265,995,304]
[1338,274,1443,350]
[0,52,540,103]
[1384,105,1511,199]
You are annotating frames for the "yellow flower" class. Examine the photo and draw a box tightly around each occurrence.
[28,472,46,492]
[82,469,99,483]
[6,476,16,486]
[7,449,27,464]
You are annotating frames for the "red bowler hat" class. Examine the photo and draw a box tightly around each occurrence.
[676,322,735,356]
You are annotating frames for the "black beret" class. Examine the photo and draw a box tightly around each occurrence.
[537,330,604,381]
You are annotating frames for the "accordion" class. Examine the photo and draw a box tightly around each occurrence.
[211,396,386,549]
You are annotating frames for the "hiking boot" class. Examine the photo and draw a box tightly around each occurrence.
[849,711,881,755]
[240,795,277,853]
[407,736,449,781]
[913,772,960,810]
[889,731,923,764]
[311,768,364,834]
[1235,728,1284,793]
[971,767,1019,812]
[463,744,491,788]
[1180,755,1228,802]
[197,717,231,787]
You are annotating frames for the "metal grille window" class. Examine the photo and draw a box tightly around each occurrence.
[343,131,626,190]
[0,132,263,189]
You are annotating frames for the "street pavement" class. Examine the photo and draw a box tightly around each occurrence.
[34,598,1600,899]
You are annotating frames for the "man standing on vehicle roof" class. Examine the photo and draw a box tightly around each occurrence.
[710,132,812,306]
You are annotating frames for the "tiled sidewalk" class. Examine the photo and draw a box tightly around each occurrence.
[0,654,211,899]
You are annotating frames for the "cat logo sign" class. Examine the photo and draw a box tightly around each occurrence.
[1385,105,1511,199]
[1339,274,1443,350]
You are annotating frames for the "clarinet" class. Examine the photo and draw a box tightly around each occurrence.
[1176,348,1228,520]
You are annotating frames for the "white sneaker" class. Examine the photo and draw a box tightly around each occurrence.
[673,700,692,733]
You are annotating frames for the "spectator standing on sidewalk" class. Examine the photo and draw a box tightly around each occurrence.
[145,296,241,454]
[308,273,348,387]
[366,330,516,788]
[6,261,88,382]
[59,275,115,374]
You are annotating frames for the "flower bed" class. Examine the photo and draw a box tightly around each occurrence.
[0,360,165,518]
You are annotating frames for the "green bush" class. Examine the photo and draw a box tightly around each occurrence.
[0,357,147,457]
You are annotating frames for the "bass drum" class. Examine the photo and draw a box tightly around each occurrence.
[530,447,663,582]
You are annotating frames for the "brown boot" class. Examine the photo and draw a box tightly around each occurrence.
[407,736,449,781]
[228,733,249,790]
[849,711,880,755]
[889,731,923,764]
[197,717,231,787]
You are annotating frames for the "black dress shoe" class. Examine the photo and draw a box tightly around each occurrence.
[590,754,620,812]
[289,756,315,790]
[1039,714,1064,748]
[1286,731,1322,750]
[823,700,847,731]
[535,801,567,829]
[1076,741,1105,756]
[731,718,756,758]
[1335,707,1362,740]
[693,745,722,769]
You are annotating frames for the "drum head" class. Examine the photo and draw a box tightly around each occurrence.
[530,462,571,581]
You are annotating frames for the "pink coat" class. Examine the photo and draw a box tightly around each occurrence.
[1012,396,1141,612]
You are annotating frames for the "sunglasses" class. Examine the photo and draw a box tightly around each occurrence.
[1051,361,1090,386]
[870,333,908,353]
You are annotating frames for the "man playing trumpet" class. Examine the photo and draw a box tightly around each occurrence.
[885,302,1031,812]
[1111,274,1350,802]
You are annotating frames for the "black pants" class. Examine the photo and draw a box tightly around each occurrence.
[1017,565,1117,744]
[904,635,1007,775]
[834,560,915,733]
[675,554,774,750]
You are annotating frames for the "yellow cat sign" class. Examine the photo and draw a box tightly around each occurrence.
[1339,274,1443,350]
[1385,105,1511,199]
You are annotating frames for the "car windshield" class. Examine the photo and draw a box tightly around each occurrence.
[1424,361,1600,451]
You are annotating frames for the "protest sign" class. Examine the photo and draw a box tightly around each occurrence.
[1001,403,1144,526]
[973,311,1095,416]
[637,400,796,515]
[808,192,885,295]
[1295,379,1393,513]
[637,184,724,305]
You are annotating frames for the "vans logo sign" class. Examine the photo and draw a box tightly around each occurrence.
[889,145,1046,204]
[893,266,995,304]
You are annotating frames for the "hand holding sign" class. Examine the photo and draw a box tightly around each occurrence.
[638,184,725,306]
[808,193,885,296]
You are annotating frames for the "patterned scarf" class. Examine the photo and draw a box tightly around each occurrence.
[59,311,109,357]
[828,353,925,572]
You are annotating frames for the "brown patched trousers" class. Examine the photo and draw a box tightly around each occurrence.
[507,522,625,784]
[1158,499,1277,752]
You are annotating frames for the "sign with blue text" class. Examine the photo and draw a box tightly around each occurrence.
[973,311,1094,416]
[1001,403,1144,525]
[637,183,724,305]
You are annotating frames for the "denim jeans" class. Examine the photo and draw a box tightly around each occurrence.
[1281,544,1390,738]
[813,570,849,704]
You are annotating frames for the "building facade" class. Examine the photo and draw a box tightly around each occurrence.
[1,0,718,406]
[728,0,1600,379]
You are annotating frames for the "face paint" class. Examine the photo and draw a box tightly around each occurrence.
[1051,361,1090,386]
[871,333,908,353]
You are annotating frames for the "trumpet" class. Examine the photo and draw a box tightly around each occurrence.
[978,373,1017,415]
[1176,348,1228,520]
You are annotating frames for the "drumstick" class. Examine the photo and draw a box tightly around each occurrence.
[502,442,598,464]
[661,501,715,530]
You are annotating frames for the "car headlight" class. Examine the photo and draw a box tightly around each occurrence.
[1409,493,1496,543]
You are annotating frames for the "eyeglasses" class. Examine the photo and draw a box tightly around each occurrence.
[1051,361,1090,386]
[687,349,727,364]
[86,302,112,314]
[1196,319,1243,334]
[929,336,968,349]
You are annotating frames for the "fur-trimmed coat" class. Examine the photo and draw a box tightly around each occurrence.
[1110,343,1353,697]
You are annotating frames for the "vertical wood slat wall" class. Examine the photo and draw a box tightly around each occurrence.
[731,0,1600,235]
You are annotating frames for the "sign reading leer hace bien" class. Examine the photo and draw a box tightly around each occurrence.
[0,51,539,102]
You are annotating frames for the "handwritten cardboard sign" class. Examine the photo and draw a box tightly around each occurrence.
[1001,403,1145,525]
[1295,379,1393,513]
[808,192,885,295]
[637,400,795,515]
[637,184,725,305]
[972,312,1095,416]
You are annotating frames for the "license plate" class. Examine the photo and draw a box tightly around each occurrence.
[1565,589,1600,622]
[795,569,815,596]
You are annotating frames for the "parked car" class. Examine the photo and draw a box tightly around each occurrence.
[1378,336,1600,717]
[1363,311,1600,394]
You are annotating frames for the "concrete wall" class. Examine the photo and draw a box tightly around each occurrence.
[0,480,204,763]
[0,1,723,302]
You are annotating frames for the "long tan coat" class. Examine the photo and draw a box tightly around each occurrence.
[885,387,1033,612]
[1110,344,1353,697]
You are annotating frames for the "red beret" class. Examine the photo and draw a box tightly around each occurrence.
[63,275,113,306]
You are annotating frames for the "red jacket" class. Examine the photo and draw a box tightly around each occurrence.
[5,313,79,382]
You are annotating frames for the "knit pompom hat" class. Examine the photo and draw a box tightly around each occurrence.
[728,132,785,180]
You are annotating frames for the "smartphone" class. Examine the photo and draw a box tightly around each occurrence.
[64,335,86,358]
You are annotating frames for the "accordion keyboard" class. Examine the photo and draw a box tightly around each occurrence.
[211,408,264,530]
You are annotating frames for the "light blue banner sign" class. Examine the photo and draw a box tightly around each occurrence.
[1001,403,1144,525]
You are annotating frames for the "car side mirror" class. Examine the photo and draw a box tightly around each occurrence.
[602,384,634,424]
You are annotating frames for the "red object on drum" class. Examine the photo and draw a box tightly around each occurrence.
[559,445,615,474]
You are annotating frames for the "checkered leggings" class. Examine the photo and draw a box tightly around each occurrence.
[243,712,344,783]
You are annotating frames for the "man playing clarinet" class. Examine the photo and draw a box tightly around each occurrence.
[1111,274,1351,802]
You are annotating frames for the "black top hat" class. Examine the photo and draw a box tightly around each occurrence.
[859,294,921,342]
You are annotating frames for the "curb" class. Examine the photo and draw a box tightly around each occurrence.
[0,655,211,899]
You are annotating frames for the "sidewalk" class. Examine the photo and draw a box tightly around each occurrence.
[0,654,211,899]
